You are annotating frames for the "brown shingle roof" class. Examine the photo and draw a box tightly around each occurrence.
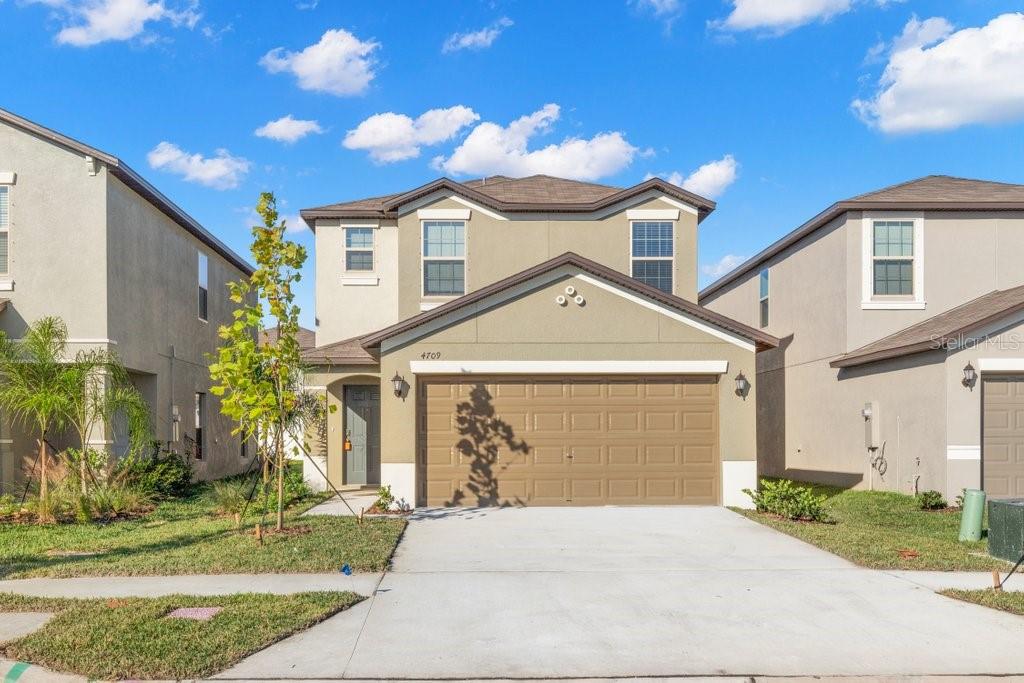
[359,252,779,352]
[700,175,1024,301]
[261,325,316,351]
[301,176,716,227]
[301,335,377,365]
[830,284,1024,368]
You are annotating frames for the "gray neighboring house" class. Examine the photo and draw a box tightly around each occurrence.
[700,175,1024,502]
[0,108,256,492]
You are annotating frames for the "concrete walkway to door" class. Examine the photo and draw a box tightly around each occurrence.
[218,506,1024,679]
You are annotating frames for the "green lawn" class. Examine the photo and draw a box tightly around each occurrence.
[0,591,360,680]
[1,486,406,579]
[736,485,1006,571]
[942,589,1024,616]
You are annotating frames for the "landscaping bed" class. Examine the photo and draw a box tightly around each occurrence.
[0,591,360,679]
[1,483,406,579]
[736,483,1005,571]
[941,589,1024,617]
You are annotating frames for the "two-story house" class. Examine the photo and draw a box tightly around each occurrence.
[300,175,778,508]
[0,108,255,492]
[700,176,1024,502]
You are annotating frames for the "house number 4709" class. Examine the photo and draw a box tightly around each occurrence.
[420,352,441,360]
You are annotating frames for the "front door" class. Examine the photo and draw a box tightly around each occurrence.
[344,385,380,486]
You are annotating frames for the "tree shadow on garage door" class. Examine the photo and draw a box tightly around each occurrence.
[447,383,530,507]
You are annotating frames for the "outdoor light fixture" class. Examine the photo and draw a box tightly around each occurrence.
[391,372,405,397]
[962,362,977,388]
[734,372,750,397]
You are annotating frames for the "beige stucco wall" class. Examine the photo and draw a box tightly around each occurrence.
[0,120,252,490]
[315,191,701,343]
[375,271,757,506]
[703,208,1024,497]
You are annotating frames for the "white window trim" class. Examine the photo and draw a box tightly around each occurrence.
[420,219,467,299]
[758,268,769,328]
[629,219,675,295]
[0,186,9,278]
[861,211,925,309]
[343,226,377,276]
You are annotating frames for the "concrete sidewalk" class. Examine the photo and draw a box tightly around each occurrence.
[0,572,382,598]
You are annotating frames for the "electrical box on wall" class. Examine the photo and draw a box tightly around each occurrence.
[862,401,880,450]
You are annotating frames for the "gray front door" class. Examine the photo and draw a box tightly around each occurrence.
[344,385,380,486]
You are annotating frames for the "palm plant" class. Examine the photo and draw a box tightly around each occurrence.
[0,317,77,523]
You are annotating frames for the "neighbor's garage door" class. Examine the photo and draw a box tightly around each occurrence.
[983,375,1024,499]
[418,375,719,506]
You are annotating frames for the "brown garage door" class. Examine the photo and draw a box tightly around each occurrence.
[983,375,1024,499]
[418,375,719,506]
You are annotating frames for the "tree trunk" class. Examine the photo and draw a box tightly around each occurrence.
[276,419,284,531]
[80,452,87,495]
[38,435,50,524]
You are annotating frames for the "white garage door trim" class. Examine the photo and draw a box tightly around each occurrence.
[409,360,729,375]
[978,358,1024,372]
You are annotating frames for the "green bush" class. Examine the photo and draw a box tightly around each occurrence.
[267,465,311,511]
[114,448,192,499]
[743,479,832,522]
[375,484,395,511]
[916,490,947,510]
[211,478,252,516]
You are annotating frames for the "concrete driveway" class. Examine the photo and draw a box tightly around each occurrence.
[219,507,1024,679]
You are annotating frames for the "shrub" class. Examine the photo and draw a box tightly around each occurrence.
[917,490,947,510]
[954,488,966,509]
[211,477,253,516]
[115,448,192,499]
[743,479,832,522]
[266,464,310,511]
[375,484,395,511]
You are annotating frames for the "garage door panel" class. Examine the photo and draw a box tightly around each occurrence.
[983,376,1024,499]
[419,375,719,506]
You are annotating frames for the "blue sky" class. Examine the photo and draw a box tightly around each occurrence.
[3,0,1023,328]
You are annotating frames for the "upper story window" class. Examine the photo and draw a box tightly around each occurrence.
[631,221,673,294]
[345,227,374,271]
[862,213,924,309]
[872,220,914,295]
[422,220,465,296]
[197,252,209,321]
[0,186,8,276]
[759,268,769,328]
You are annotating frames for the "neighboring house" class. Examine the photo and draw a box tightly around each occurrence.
[700,175,1024,502]
[0,108,255,493]
[300,175,777,507]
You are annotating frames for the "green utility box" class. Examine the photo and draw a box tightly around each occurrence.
[988,498,1024,562]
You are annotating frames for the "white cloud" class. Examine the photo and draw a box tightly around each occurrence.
[255,115,324,144]
[282,213,309,234]
[442,17,512,53]
[433,104,638,181]
[712,0,899,35]
[647,155,739,199]
[701,253,748,279]
[260,28,379,96]
[853,13,1024,133]
[40,0,199,46]
[631,0,682,31]
[343,106,480,163]
[146,141,250,190]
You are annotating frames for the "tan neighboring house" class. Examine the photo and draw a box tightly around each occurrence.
[700,175,1024,502]
[0,108,256,492]
[300,175,778,508]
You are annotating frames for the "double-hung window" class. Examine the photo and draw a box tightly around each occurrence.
[422,220,465,296]
[631,221,673,293]
[0,186,9,275]
[759,268,769,328]
[197,252,209,321]
[345,227,374,271]
[872,220,914,296]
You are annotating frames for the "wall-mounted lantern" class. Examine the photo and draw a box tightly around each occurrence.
[734,372,750,397]
[391,372,406,397]
[962,362,977,388]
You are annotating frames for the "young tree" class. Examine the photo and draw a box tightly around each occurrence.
[210,192,306,531]
[0,317,77,523]
[64,349,153,493]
